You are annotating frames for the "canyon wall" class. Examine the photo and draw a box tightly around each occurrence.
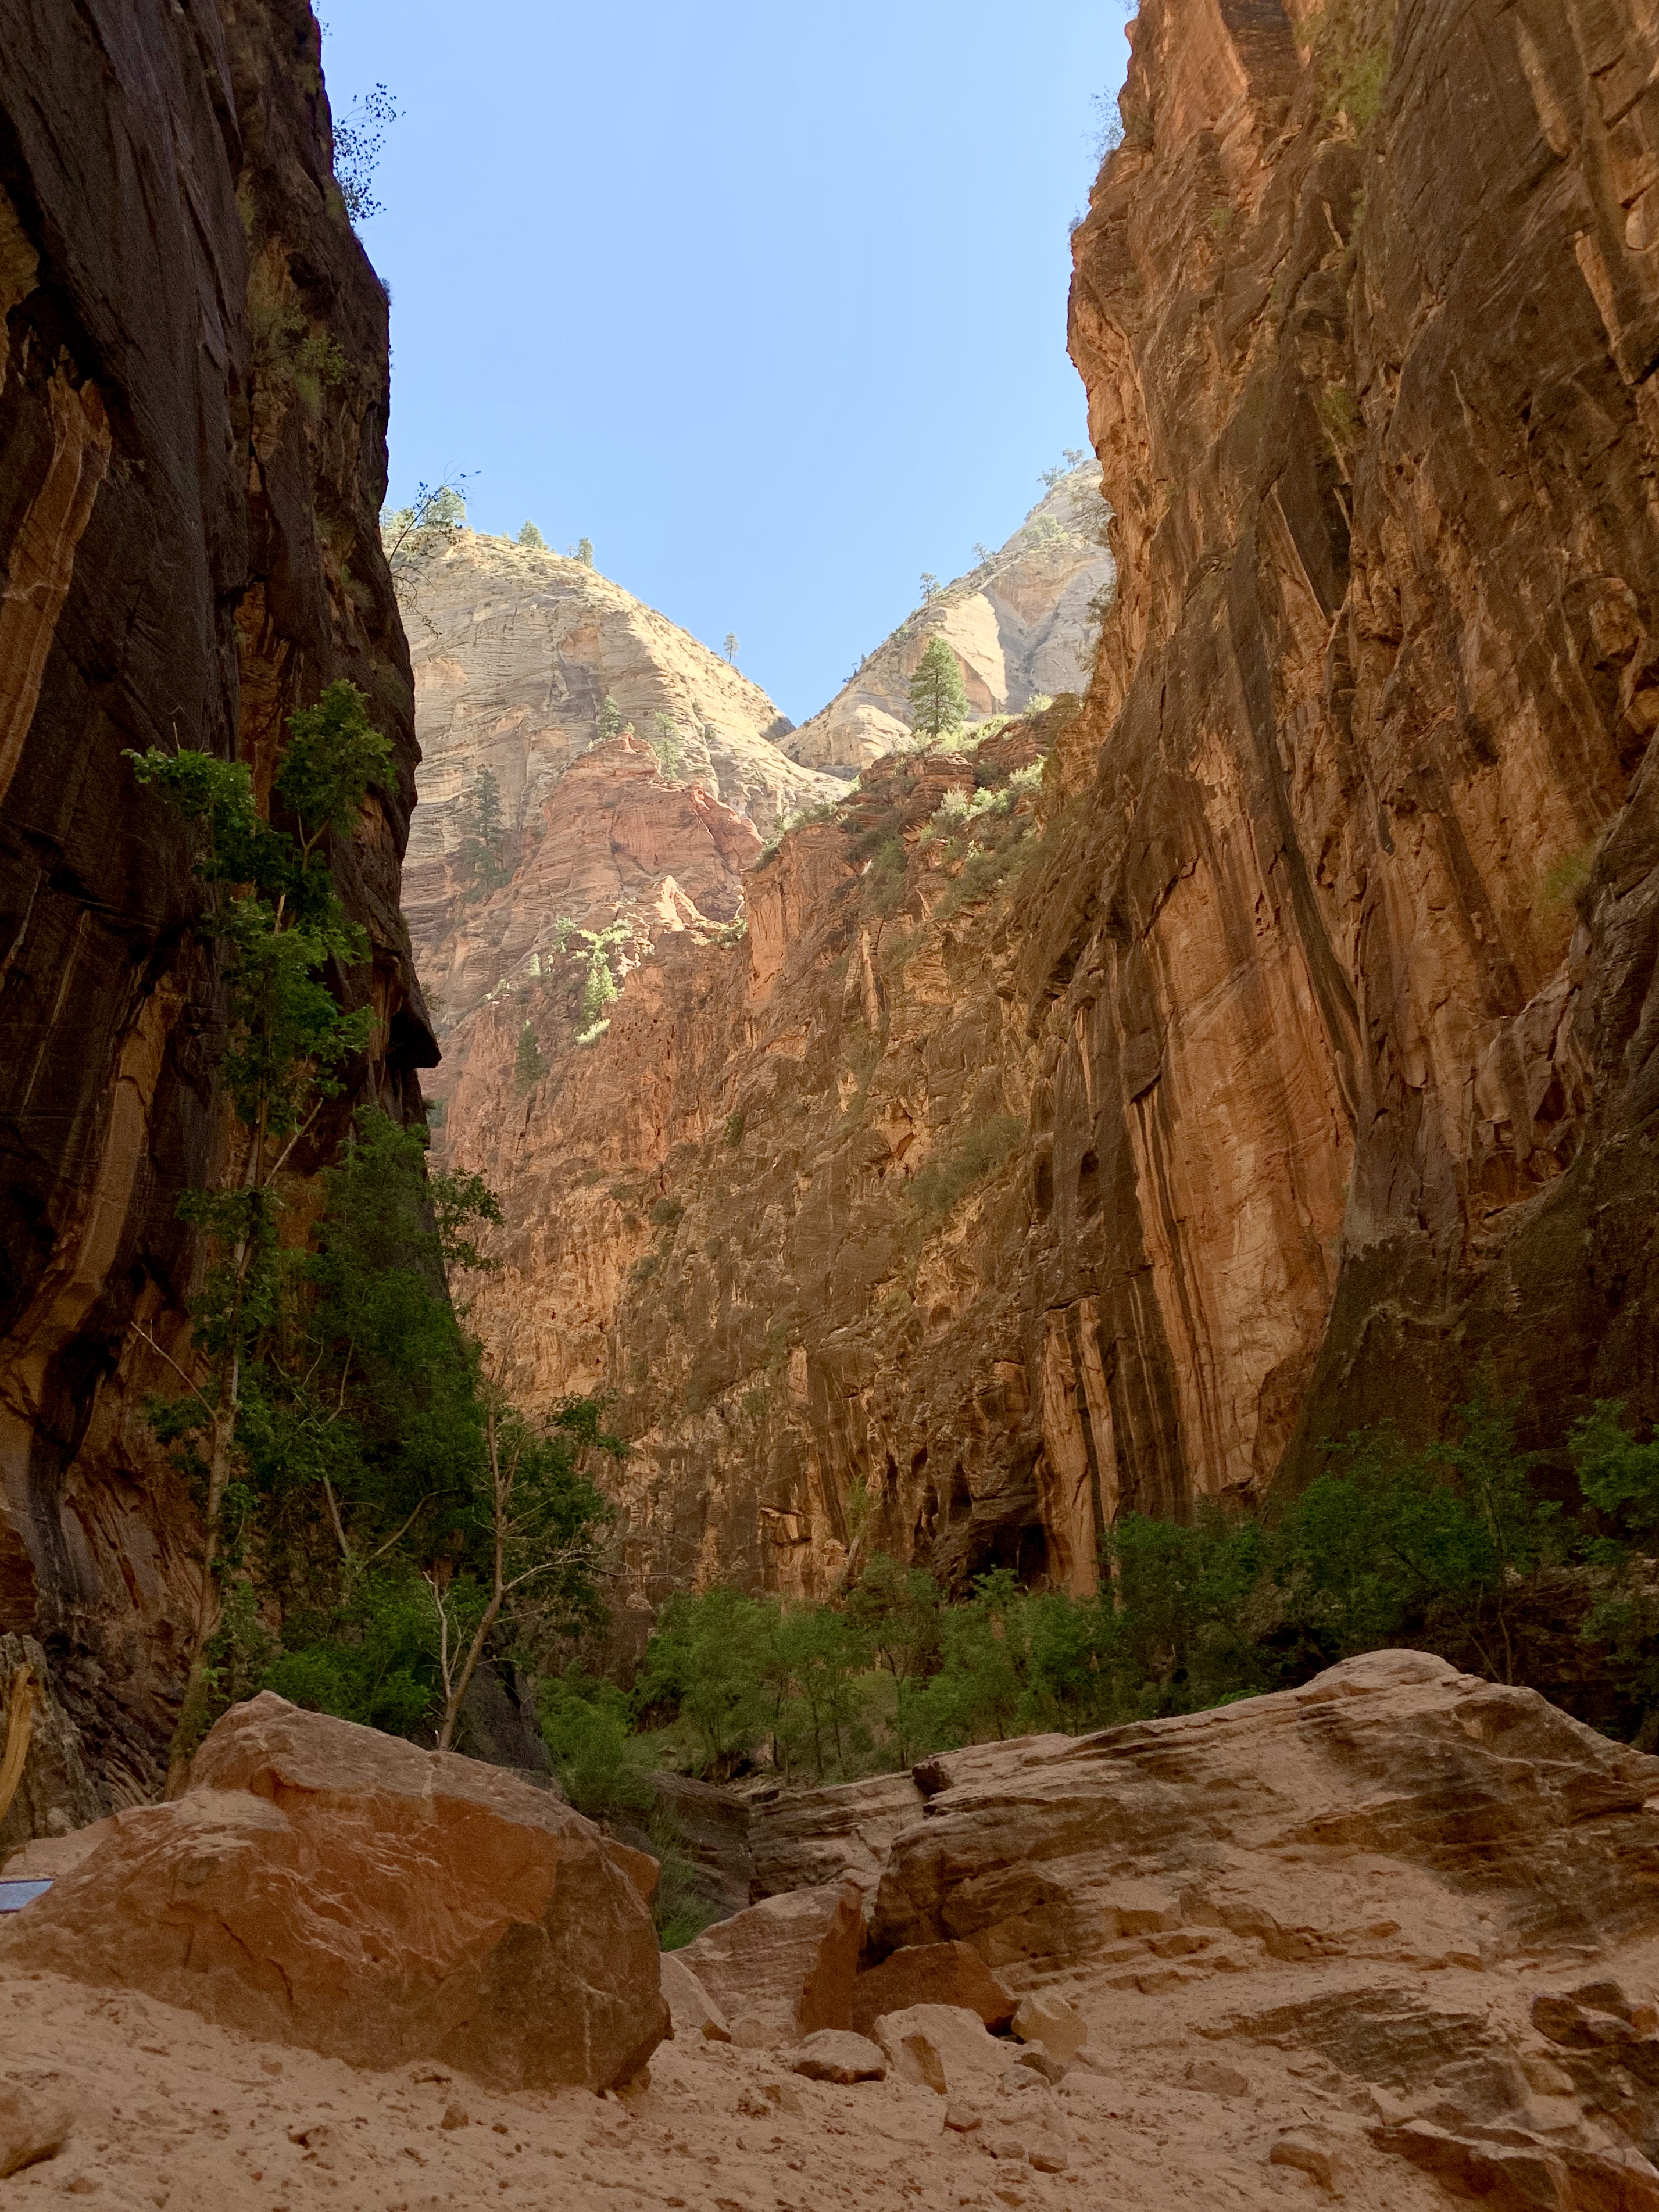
[0,0,431,1793]
[442,0,1659,1627]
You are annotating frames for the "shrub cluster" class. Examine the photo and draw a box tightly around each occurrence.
[562,1394,1659,1805]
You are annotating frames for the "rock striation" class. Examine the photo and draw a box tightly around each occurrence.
[0,1,432,1794]
[438,0,1659,1610]
[0,1693,668,2091]
[781,463,1115,772]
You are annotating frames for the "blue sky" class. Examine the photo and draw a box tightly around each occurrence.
[319,3,1131,722]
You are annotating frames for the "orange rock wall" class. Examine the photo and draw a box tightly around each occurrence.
[445,0,1659,1624]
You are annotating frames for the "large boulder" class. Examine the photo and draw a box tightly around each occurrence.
[678,1880,863,2045]
[0,1694,667,2091]
[871,1651,1659,1982]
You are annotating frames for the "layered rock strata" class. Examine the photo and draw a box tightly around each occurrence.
[781,462,1115,772]
[442,0,1659,1609]
[0,0,431,1791]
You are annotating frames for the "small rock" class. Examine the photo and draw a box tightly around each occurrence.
[731,2015,773,2050]
[988,2134,1028,2161]
[1185,2057,1249,2098]
[440,2102,469,2130]
[1011,1992,1087,2066]
[0,2084,73,2179]
[1270,2130,1343,2192]
[660,1952,732,2043]
[63,2177,99,2196]
[850,1942,1017,2037]
[1013,2047,1065,2085]
[259,2057,283,2078]
[791,2030,886,2084]
[945,2102,982,2132]
[1028,2141,1068,2174]
[1519,2053,1575,2098]
[873,2003,1012,2098]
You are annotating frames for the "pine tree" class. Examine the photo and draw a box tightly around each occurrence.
[517,521,546,549]
[577,537,595,567]
[723,632,739,665]
[597,696,623,743]
[909,636,968,743]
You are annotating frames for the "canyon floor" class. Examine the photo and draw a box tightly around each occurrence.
[3,1944,1561,2212]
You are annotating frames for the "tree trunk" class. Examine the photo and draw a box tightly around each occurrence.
[162,1400,234,1799]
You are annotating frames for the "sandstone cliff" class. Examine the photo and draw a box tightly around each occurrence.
[438,0,1659,1620]
[0,0,430,1792]
[781,464,1116,773]
[399,529,837,1036]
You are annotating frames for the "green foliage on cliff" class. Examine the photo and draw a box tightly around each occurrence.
[514,1021,544,1093]
[128,696,616,1779]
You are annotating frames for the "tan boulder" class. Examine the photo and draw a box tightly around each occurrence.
[659,1949,731,2042]
[678,1880,863,2046]
[871,1652,1659,1980]
[852,1941,1016,2037]
[0,2084,73,2178]
[791,2029,887,2082]
[0,1693,667,2092]
[872,2003,1013,2098]
[1011,1991,1086,2064]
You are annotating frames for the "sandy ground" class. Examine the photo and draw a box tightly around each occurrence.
[0,1952,1478,2212]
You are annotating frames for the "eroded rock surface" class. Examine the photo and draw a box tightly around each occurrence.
[0,1694,667,2091]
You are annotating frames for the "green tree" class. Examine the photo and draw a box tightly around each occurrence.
[918,572,941,603]
[456,767,509,899]
[126,683,394,1791]
[649,713,682,777]
[597,696,624,744]
[636,1587,778,1777]
[426,1389,616,1750]
[382,478,470,574]
[908,636,968,743]
[332,84,399,226]
[517,521,546,549]
[514,1022,544,1093]
[1278,1393,1565,1684]
[573,921,627,1025]
[1572,1401,1659,1741]
[575,536,595,567]
[723,632,739,665]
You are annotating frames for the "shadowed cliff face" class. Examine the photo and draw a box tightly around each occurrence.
[0,0,431,1794]
[445,0,1659,1622]
[1059,0,1659,1494]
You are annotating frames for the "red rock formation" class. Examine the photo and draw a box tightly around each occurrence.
[0,0,432,1791]
[442,0,1659,1611]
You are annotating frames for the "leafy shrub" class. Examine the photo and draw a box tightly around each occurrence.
[907,1115,1024,1223]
